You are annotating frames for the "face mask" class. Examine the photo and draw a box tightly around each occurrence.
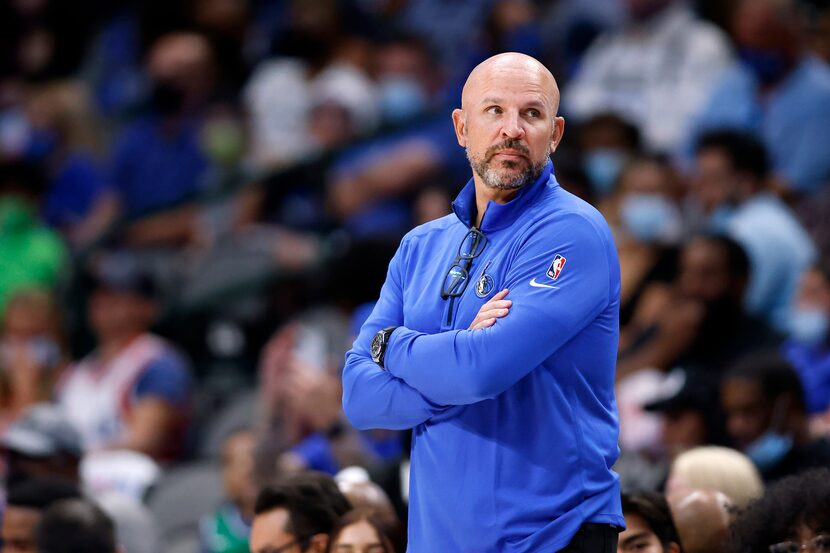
[24,128,58,161]
[789,308,829,347]
[379,77,427,124]
[706,204,736,233]
[739,47,790,86]
[745,430,793,472]
[620,193,681,243]
[150,81,186,116]
[0,336,61,369]
[583,149,627,197]
[0,197,35,232]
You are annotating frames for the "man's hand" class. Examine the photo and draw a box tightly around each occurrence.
[469,289,512,330]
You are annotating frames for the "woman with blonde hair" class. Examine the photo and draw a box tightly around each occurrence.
[665,445,763,508]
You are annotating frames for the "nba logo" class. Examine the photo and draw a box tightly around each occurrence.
[546,254,566,280]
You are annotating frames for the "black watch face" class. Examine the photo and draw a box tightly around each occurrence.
[371,333,383,361]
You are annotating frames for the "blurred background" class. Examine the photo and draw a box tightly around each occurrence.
[1,0,830,551]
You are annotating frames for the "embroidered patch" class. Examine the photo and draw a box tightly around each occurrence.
[546,254,567,280]
[475,273,495,298]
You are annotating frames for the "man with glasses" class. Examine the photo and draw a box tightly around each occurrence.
[343,52,623,552]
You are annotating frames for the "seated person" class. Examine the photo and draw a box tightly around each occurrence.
[250,472,351,553]
[729,468,830,553]
[618,491,682,553]
[2,478,81,552]
[619,235,780,379]
[781,262,830,430]
[199,429,258,553]
[57,258,191,461]
[720,352,830,481]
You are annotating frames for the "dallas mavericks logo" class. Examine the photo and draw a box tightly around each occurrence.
[475,273,495,298]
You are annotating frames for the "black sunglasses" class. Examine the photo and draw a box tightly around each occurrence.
[441,228,488,300]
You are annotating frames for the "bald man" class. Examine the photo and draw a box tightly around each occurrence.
[668,490,732,553]
[343,53,624,552]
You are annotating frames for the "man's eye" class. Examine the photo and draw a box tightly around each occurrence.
[486,106,502,114]
[526,109,540,118]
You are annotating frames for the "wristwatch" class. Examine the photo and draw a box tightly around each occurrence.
[371,326,398,369]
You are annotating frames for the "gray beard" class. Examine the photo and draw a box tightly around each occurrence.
[467,147,549,191]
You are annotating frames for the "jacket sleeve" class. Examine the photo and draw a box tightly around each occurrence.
[341,238,449,430]
[385,212,616,405]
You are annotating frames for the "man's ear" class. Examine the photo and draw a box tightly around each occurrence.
[309,533,329,553]
[550,116,565,153]
[668,541,681,553]
[452,108,467,147]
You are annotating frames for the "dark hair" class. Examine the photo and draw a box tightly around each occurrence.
[724,351,806,412]
[622,492,683,551]
[254,471,352,548]
[0,160,46,198]
[35,499,117,553]
[6,477,81,510]
[696,234,751,282]
[695,129,769,180]
[730,468,830,553]
[326,509,404,553]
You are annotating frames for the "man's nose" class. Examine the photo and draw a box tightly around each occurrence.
[501,112,525,139]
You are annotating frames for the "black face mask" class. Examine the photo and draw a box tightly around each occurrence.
[150,80,186,115]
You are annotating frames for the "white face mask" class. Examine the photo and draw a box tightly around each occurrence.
[788,308,830,347]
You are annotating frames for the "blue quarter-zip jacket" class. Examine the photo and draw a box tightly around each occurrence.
[342,161,624,552]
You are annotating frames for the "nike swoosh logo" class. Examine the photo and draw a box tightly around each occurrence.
[529,278,559,289]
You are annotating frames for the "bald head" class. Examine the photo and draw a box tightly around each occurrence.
[461,53,560,115]
[668,489,733,553]
[452,53,565,199]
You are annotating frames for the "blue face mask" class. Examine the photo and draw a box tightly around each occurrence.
[619,193,680,243]
[745,430,793,472]
[379,77,427,124]
[706,204,736,233]
[583,149,626,197]
[789,308,829,347]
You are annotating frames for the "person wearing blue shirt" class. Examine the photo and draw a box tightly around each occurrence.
[342,53,624,553]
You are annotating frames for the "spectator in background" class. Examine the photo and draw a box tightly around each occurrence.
[665,446,763,509]
[618,492,682,553]
[325,509,403,553]
[2,478,81,553]
[0,288,66,431]
[729,468,830,553]
[0,161,67,317]
[57,257,191,462]
[243,3,378,170]
[0,403,83,490]
[688,0,830,194]
[199,429,258,553]
[564,0,733,153]
[691,130,815,330]
[109,32,215,220]
[35,498,119,553]
[804,0,830,64]
[603,155,681,328]
[18,81,117,249]
[249,472,351,553]
[576,113,642,200]
[642,368,728,462]
[720,352,830,482]
[781,262,830,424]
[666,489,732,553]
[618,235,779,379]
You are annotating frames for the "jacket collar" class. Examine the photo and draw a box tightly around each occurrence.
[452,161,555,232]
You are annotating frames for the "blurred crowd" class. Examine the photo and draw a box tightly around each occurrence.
[1,0,830,551]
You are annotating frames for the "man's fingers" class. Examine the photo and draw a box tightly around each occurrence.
[471,318,497,330]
